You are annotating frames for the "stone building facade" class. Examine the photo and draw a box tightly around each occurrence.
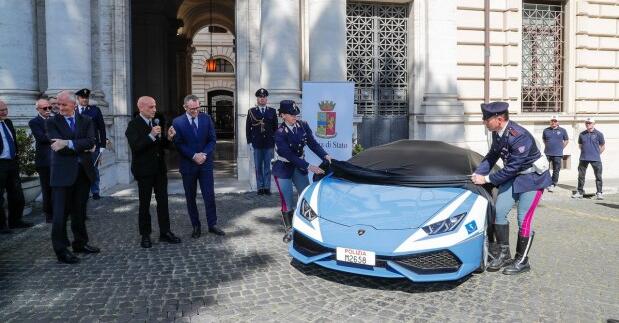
[0,0,617,192]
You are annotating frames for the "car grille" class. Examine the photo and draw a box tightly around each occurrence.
[293,231,332,256]
[389,250,461,274]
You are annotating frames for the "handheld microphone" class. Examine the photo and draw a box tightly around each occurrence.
[153,118,160,137]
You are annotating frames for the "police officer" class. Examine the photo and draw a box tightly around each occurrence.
[572,117,605,200]
[272,100,331,242]
[542,115,569,192]
[246,88,278,195]
[471,102,552,275]
[75,88,107,200]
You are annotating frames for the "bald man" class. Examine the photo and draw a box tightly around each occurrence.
[0,100,31,234]
[29,99,53,222]
[125,96,180,248]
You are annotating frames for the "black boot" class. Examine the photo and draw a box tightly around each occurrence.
[487,224,512,271]
[503,232,534,275]
[281,210,294,243]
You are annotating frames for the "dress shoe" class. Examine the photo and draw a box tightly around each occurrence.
[208,226,225,236]
[73,244,101,254]
[57,250,80,264]
[9,221,34,229]
[191,226,201,239]
[264,189,272,196]
[257,189,264,195]
[141,235,152,248]
[160,231,181,244]
[0,227,12,234]
[92,193,101,200]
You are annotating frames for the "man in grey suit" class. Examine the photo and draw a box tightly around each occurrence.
[47,91,100,264]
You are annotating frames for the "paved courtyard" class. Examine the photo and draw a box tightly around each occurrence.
[0,181,618,322]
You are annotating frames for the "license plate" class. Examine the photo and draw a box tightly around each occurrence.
[336,247,376,266]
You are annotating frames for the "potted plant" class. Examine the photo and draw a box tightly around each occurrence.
[15,128,41,204]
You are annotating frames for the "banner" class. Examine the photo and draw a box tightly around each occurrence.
[301,82,354,176]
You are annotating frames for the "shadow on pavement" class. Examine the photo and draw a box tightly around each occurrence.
[290,259,469,293]
[595,202,619,210]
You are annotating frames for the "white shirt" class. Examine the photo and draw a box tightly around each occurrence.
[139,114,156,141]
[77,105,86,115]
[186,113,198,129]
[257,105,267,114]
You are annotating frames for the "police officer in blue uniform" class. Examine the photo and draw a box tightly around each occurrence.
[542,115,569,192]
[272,100,331,242]
[472,102,552,275]
[573,117,605,200]
[75,88,107,200]
[246,88,278,195]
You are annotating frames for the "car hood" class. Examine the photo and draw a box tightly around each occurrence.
[312,177,467,230]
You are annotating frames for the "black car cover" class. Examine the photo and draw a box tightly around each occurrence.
[325,140,499,233]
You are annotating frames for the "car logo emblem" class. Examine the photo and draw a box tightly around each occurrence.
[357,229,365,236]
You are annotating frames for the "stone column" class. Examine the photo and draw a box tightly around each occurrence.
[0,0,39,113]
[416,0,465,144]
[308,0,346,81]
[45,0,92,95]
[260,0,301,104]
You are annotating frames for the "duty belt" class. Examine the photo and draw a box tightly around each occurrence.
[276,154,304,163]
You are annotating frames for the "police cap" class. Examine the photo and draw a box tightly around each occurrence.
[76,88,91,98]
[481,101,509,120]
[278,100,300,115]
[255,88,269,98]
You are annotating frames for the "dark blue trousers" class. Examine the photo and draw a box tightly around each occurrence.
[181,167,217,228]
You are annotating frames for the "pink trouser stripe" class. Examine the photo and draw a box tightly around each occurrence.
[519,189,543,237]
[273,176,287,212]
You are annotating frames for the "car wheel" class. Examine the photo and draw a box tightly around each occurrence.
[474,233,488,274]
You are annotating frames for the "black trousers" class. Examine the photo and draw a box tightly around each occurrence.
[136,170,171,236]
[51,166,91,254]
[546,155,563,185]
[0,159,25,229]
[36,166,52,215]
[577,160,603,194]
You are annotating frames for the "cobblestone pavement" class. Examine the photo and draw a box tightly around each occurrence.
[0,184,618,322]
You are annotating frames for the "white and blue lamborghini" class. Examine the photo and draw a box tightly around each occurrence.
[288,140,495,283]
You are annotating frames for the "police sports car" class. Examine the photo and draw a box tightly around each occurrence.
[289,140,496,282]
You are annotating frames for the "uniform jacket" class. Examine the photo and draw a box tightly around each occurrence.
[125,115,173,178]
[28,115,52,167]
[475,120,552,193]
[46,113,97,187]
[172,112,217,174]
[245,106,277,149]
[78,105,106,148]
[272,120,328,179]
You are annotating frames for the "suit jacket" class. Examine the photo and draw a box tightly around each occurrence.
[125,115,173,178]
[0,118,18,159]
[245,106,277,149]
[78,105,106,148]
[172,112,216,175]
[475,120,552,193]
[28,115,52,167]
[46,113,97,187]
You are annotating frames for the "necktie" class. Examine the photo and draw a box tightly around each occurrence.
[191,117,198,135]
[148,120,152,128]
[261,108,264,114]
[68,117,75,132]
[0,121,15,159]
[80,107,84,115]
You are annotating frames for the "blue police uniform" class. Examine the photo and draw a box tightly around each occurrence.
[576,127,605,196]
[542,125,568,186]
[246,88,278,195]
[272,100,328,242]
[474,102,552,275]
[76,88,107,199]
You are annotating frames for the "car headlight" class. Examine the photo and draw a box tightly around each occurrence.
[300,198,318,221]
[422,212,466,235]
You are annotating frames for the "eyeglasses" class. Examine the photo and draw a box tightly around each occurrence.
[39,106,52,111]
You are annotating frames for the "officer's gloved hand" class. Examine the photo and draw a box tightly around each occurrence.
[312,160,333,182]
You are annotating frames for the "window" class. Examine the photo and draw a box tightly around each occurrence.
[205,58,234,73]
[521,1,565,112]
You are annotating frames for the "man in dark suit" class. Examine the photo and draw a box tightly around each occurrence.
[47,91,100,264]
[171,94,224,238]
[76,88,107,200]
[29,99,53,223]
[0,100,32,234]
[125,96,181,248]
